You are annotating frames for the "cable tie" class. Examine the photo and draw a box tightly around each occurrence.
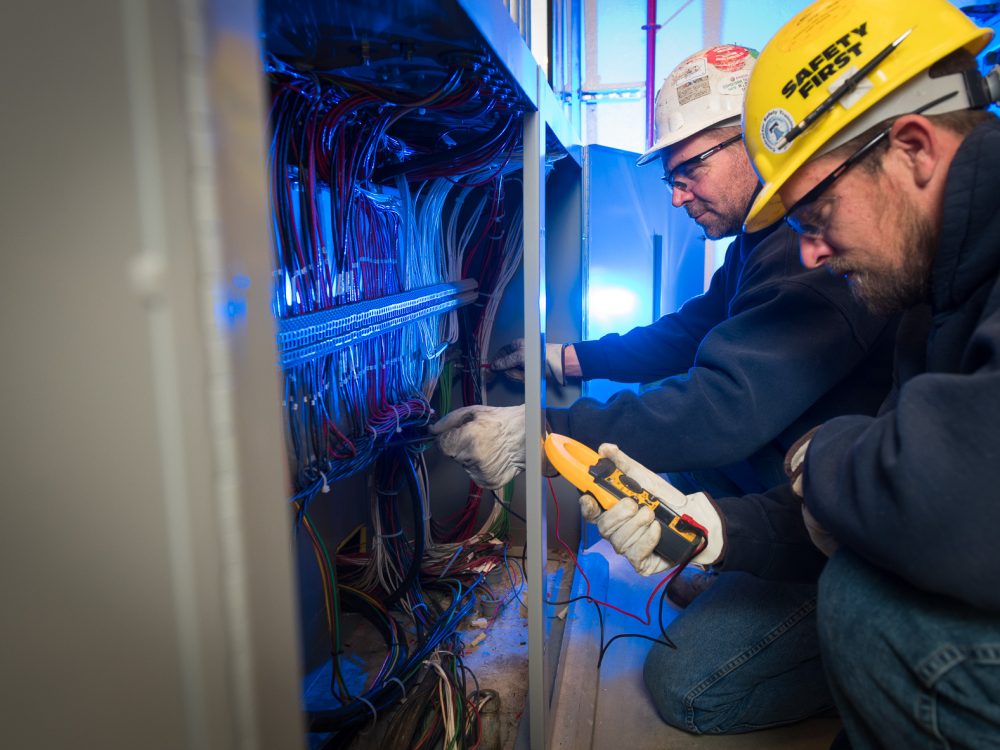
[386,676,407,702]
[376,529,404,538]
[356,696,378,734]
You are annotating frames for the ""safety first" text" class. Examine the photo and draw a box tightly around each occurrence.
[782,23,869,100]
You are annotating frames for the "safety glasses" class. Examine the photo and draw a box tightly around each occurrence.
[783,90,959,238]
[661,133,743,190]
[783,127,888,237]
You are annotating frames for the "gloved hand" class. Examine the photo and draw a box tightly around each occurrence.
[490,338,566,386]
[784,427,819,498]
[430,404,525,489]
[784,427,838,556]
[578,444,726,575]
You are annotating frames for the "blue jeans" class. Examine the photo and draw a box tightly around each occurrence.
[643,570,834,733]
[818,549,1000,750]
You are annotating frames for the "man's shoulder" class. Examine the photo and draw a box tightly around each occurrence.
[737,222,815,283]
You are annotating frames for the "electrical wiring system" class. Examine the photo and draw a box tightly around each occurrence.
[266,45,531,747]
[299,446,509,749]
[269,57,526,493]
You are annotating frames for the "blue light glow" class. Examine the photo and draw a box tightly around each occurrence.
[588,284,639,322]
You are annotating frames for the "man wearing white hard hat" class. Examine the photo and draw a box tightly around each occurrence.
[740,0,1000,747]
[433,46,898,732]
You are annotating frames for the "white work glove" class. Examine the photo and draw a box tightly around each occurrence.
[784,427,838,557]
[430,404,525,489]
[490,338,566,386]
[578,444,726,575]
[784,428,818,498]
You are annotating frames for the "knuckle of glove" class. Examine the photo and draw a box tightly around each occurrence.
[596,497,637,536]
[606,505,655,553]
[491,339,525,370]
[430,405,481,435]
[579,494,601,522]
[437,417,487,458]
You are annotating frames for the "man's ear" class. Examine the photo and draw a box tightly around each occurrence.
[887,115,940,189]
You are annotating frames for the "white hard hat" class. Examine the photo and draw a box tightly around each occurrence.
[637,44,758,166]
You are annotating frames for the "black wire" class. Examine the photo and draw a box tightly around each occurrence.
[546,564,689,670]
[658,575,677,646]
[309,588,406,735]
[492,491,526,523]
[459,664,481,702]
[598,633,676,668]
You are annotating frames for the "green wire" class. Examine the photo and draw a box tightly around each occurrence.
[304,509,350,698]
[449,656,463,750]
[439,359,454,416]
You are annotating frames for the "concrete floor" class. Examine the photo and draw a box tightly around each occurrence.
[546,540,841,750]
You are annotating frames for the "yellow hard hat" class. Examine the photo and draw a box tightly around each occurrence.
[743,0,993,232]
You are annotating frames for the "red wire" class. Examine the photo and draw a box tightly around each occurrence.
[546,477,678,626]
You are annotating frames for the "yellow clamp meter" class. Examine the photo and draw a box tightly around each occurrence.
[544,433,707,564]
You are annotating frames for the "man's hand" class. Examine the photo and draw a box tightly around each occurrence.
[784,427,819,498]
[784,427,838,556]
[578,444,726,575]
[430,405,525,489]
[490,338,566,386]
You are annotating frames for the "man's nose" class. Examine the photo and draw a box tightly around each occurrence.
[671,185,693,208]
[799,234,834,269]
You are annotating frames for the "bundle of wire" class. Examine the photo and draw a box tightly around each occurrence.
[267,54,529,747]
[269,59,525,496]
[297,447,524,749]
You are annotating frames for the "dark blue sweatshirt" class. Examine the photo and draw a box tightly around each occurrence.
[547,221,897,494]
[804,117,1000,611]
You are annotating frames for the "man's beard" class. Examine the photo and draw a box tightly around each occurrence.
[689,203,743,240]
[831,199,937,316]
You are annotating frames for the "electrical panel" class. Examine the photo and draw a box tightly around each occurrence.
[261,1,579,746]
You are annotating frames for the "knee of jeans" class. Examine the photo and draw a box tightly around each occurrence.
[643,642,740,734]
[817,552,876,669]
[644,647,760,734]
[643,642,697,731]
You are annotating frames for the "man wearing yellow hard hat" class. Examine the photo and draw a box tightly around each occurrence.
[742,0,1000,746]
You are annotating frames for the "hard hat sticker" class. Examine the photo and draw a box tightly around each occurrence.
[761,109,795,153]
[781,23,868,100]
[721,77,749,94]
[707,45,753,72]
[671,58,708,87]
[677,76,711,105]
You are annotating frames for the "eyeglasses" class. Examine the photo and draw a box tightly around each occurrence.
[661,133,743,190]
[783,127,889,237]
[783,90,959,238]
